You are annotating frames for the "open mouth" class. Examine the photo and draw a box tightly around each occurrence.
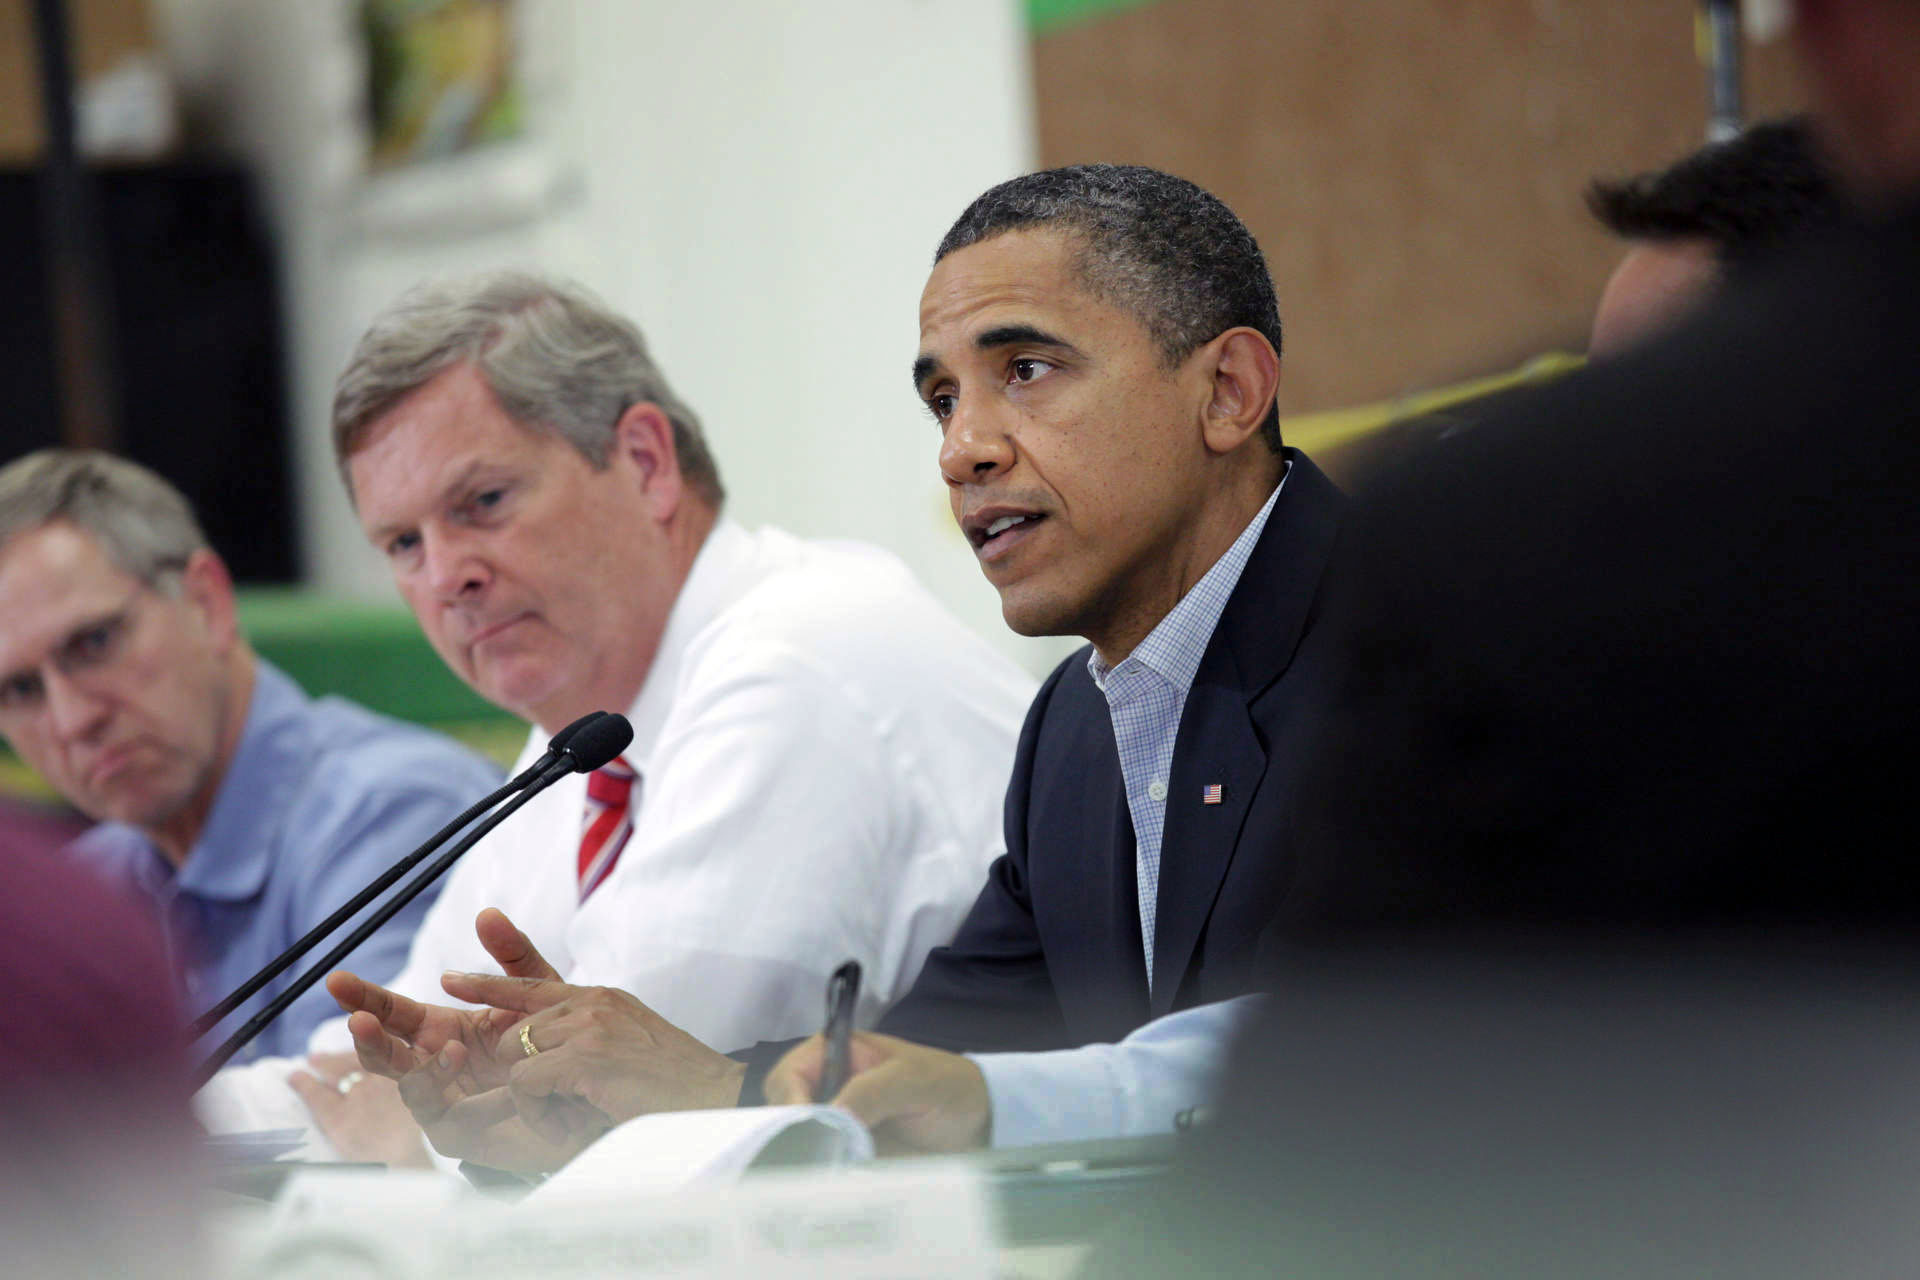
[969,511,1046,554]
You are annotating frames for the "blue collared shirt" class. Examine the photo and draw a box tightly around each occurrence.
[1089,467,1287,986]
[68,660,502,1063]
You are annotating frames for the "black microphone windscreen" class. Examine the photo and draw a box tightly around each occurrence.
[564,713,633,772]
[547,710,606,753]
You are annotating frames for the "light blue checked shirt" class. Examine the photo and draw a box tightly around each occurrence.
[1089,466,1287,987]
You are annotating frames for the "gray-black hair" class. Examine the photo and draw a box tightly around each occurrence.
[1587,116,1840,268]
[332,270,724,507]
[0,450,206,590]
[937,164,1284,452]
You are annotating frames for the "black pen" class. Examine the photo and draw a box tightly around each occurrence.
[815,959,862,1103]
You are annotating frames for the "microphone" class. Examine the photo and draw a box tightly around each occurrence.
[189,712,630,1082]
[188,711,609,1040]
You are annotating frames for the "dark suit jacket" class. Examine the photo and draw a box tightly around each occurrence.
[1267,205,1920,945]
[873,449,1345,1054]
[735,450,1343,1095]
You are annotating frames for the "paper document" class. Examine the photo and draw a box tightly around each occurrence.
[194,1056,340,1162]
[526,1105,874,1203]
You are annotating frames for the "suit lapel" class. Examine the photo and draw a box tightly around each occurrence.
[1148,452,1344,1011]
[1031,666,1151,1029]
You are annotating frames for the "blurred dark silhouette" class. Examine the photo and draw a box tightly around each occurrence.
[1096,2,1920,1271]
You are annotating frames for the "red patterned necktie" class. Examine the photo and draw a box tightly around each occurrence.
[576,757,637,901]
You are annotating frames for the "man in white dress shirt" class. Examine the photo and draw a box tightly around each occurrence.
[206,271,1032,1163]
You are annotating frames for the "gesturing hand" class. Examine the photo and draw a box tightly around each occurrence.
[436,970,748,1131]
[327,908,561,1090]
[381,1040,610,1174]
[325,907,582,1167]
[286,1052,432,1168]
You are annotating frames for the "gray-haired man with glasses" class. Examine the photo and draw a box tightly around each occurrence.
[0,450,500,1063]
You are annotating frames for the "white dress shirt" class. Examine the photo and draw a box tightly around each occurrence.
[200,521,1033,1135]
[971,995,1265,1149]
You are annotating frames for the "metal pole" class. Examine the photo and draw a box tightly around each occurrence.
[31,0,121,453]
[1704,0,1744,143]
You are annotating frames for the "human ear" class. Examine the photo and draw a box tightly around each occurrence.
[1198,328,1281,456]
[179,549,241,652]
[611,401,686,522]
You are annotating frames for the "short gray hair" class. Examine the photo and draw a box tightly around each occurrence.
[0,450,207,589]
[331,270,725,507]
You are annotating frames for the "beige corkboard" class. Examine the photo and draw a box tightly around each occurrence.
[1033,0,1809,415]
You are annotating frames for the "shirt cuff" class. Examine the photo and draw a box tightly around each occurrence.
[967,996,1262,1148]
[970,1044,1136,1149]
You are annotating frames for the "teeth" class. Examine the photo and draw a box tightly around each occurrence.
[985,514,1031,538]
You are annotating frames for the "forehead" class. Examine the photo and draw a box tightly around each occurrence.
[0,522,142,667]
[347,362,567,524]
[917,228,1145,356]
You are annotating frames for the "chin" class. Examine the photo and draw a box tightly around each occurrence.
[101,786,193,832]
[998,587,1082,640]
[486,667,576,725]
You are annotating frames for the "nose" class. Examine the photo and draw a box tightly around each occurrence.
[42,667,110,742]
[419,528,490,602]
[938,401,1017,488]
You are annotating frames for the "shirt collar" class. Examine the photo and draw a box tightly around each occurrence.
[173,659,308,902]
[619,518,759,767]
[1089,464,1290,696]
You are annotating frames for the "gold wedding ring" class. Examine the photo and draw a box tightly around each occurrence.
[520,1023,540,1058]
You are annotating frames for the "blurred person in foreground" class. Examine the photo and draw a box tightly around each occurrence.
[337,167,1344,1167]
[0,450,497,1067]
[1098,0,1920,1273]
[761,119,1846,1155]
[1324,113,1844,489]
[1587,113,1842,356]
[276,272,1033,1169]
[4,826,200,1276]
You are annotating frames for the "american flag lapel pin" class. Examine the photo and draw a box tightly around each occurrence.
[1201,783,1224,805]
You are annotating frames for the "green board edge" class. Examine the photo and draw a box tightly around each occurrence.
[1028,0,1161,37]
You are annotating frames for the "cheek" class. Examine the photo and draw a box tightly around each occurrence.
[396,581,451,641]
[9,729,66,781]
[143,649,224,747]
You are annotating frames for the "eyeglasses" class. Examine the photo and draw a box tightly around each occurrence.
[0,587,148,716]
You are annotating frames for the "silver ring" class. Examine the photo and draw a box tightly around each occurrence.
[335,1070,366,1096]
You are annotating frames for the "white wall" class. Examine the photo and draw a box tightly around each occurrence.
[157,0,1076,676]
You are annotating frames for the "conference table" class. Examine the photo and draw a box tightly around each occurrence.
[208,1133,1177,1278]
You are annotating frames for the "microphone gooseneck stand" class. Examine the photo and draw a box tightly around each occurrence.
[192,713,633,1088]
[186,712,608,1040]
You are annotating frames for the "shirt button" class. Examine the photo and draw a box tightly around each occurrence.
[1148,780,1168,802]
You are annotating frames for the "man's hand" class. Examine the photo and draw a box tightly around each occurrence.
[286,1052,432,1168]
[327,907,564,1093]
[437,971,747,1127]
[385,1040,610,1174]
[326,907,587,1168]
[765,1031,990,1155]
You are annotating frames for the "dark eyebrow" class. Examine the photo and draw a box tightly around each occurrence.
[974,323,1077,354]
[59,607,129,646]
[911,354,938,393]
